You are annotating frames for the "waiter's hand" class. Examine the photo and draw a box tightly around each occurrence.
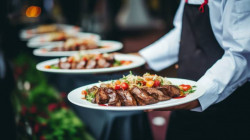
[145,99,200,112]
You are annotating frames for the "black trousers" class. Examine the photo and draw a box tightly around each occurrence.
[166,82,250,140]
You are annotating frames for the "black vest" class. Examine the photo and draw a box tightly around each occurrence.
[166,4,250,140]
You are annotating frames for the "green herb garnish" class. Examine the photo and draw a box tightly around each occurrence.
[51,65,59,69]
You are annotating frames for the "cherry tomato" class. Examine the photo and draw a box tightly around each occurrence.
[153,80,161,87]
[115,80,121,85]
[68,56,75,63]
[121,82,129,90]
[146,80,154,88]
[123,61,132,65]
[114,85,121,90]
[81,90,87,95]
[82,57,87,61]
[44,65,51,69]
[179,84,192,91]
[141,81,146,86]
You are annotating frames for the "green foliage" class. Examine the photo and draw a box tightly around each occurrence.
[12,53,94,140]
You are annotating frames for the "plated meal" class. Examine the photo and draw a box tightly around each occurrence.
[44,53,132,69]
[81,72,196,106]
[27,32,100,48]
[67,73,204,111]
[33,40,123,57]
[36,53,145,74]
[20,24,80,40]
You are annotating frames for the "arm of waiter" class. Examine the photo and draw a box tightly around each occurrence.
[140,0,250,112]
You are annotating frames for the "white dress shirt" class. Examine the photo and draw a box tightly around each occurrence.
[139,0,250,112]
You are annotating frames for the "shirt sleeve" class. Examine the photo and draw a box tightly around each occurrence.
[192,0,250,112]
[138,0,185,71]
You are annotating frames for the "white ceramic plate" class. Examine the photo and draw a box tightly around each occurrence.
[27,32,101,48]
[68,78,205,111]
[33,40,123,57]
[36,54,145,74]
[20,24,81,41]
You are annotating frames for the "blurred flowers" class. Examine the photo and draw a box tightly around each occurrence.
[12,54,94,140]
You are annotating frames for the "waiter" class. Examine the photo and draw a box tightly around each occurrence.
[139,0,250,139]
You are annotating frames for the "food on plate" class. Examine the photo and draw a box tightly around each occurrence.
[45,32,70,42]
[81,72,196,106]
[44,53,132,69]
[35,24,61,34]
[44,38,107,52]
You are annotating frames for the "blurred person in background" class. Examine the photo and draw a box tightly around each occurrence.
[139,0,250,140]
[0,0,17,139]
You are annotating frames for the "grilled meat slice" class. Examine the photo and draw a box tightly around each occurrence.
[95,87,110,104]
[131,86,158,105]
[88,86,99,93]
[85,59,96,69]
[133,96,147,106]
[76,61,86,69]
[97,58,111,68]
[117,90,137,106]
[143,87,171,101]
[59,61,71,69]
[105,88,121,106]
[70,62,77,69]
[157,85,180,97]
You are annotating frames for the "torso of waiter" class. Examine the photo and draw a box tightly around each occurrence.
[167,0,250,140]
[139,0,250,139]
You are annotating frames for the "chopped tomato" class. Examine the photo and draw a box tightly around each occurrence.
[141,81,146,86]
[44,65,51,69]
[68,56,75,63]
[121,82,129,90]
[82,57,87,61]
[121,61,132,65]
[115,80,121,85]
[81,90,87,95]
[179,84,192,91]
[153,80,161,87]
[146,80,154,88]
[114,85,121,90]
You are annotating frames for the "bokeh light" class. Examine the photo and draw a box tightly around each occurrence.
[26,6,41,18]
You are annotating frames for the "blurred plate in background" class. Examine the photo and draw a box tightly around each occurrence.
[36,54,145,74]
[33,40,123,57]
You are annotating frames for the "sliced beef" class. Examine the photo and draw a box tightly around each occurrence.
[59,61,71,69]
[143,87,171,101]
[79,45,87,50]
[131,86,158,105]
[157,85,180,97]
[117,90,137,106]
[105,88,121,106]
[97,58,111,68]
[70,62,77,69]
[95,87,109,104]
[105,55,115,63]
[88,86,99,93]
[76,61,86,69]
[85,59,96,69]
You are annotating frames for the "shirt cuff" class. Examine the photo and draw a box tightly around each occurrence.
[139,48,176,71]
[190,76,220,112]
